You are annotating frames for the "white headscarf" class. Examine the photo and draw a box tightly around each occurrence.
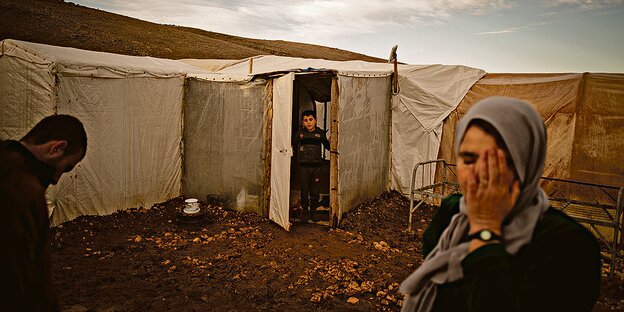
[400,96,550,312]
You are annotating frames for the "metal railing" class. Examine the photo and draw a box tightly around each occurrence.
[541,177,623,276]
[408,160,460,232]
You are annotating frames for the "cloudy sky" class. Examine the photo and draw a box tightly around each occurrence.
[71,0,623,73]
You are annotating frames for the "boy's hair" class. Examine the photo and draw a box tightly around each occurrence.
[301,110,316,120]
[21,114,88,159]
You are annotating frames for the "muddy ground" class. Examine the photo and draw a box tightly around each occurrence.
[50,192,623,311]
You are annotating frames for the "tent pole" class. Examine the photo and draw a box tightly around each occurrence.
[393,57,398,94]
[323,101,328,159]
[261,80,274,218]
[329,77,340,227]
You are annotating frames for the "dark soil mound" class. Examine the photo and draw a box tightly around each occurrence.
[0,0,386,62]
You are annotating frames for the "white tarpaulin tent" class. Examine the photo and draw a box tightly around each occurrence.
[182,70,393,229]
[1,39,484,229]
[0,39,209,225]
[182,56,484,229]
[182,56,485,195]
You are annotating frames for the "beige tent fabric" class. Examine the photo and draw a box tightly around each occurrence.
[0,39,209,225]
[185,55,486,196]
[268,73,295,230]
[2,39,208,78]
[179,58,249,73]
[570,74,624,187]
[337,76,392,221]
[2,39,487,225]
[214,55,395,77]
[182,78,267,215]
[0,56,56,140]
[437,73,624,204]
[391,66,485,194]
[205,56,484,134]
[50,76,185,225]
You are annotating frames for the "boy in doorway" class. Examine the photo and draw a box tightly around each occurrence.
[293,110,330,222]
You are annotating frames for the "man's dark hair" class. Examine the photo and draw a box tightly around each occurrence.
[21,115,88,159]
[301,110,316,120]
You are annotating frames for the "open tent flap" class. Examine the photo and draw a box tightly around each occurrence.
[182,78,268,214]
[49,76,185,225]
[269,73,295,230]
[390,65,485,194]
[395,65,486,132]
[391,105,443,195]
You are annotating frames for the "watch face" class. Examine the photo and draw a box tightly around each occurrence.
[480,230,492,241]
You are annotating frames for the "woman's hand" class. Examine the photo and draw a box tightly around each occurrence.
[465,148,520,238]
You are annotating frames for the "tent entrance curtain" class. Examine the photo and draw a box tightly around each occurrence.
[269,73,294,230]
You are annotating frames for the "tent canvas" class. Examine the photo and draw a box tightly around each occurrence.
[183,57,483,228]
[0,39,210,225]
[269,73,295,230]
[182,71,394,228]
[434,72,624,242]
[2,39,485,228]
[437,73,624,196]
[184,55,485,197]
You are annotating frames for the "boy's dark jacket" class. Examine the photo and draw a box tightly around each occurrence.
[293,127,329,166]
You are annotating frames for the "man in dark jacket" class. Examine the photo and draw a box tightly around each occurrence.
[293,110,329,222]
[0,115,88,311]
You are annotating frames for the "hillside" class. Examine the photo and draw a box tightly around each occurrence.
[0,0,386,62]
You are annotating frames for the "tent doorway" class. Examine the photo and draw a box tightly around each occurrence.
[267,72,335,230]
[289,73,333,225]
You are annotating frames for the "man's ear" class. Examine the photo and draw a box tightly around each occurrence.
[49,140,68,158]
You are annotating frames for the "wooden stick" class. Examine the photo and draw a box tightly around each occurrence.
[329,76,340,227]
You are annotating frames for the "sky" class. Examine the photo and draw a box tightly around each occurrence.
[70,0,624,73]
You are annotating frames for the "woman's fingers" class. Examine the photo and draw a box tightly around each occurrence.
[497,149,514,186]
[496,149,506,183]
[488,148,500,186]
[466,166,477,202]
[477,150,489,188]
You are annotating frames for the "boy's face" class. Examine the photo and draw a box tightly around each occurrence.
[302,114,317,131]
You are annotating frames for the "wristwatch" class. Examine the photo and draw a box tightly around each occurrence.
[468,229,501,242]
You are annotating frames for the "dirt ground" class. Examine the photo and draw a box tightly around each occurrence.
[50,192,623,311]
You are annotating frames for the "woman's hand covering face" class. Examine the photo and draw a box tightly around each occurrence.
[457,124,521,236]
[465,148,520,235]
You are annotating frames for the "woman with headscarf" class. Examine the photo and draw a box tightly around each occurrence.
[400,96,600,312]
